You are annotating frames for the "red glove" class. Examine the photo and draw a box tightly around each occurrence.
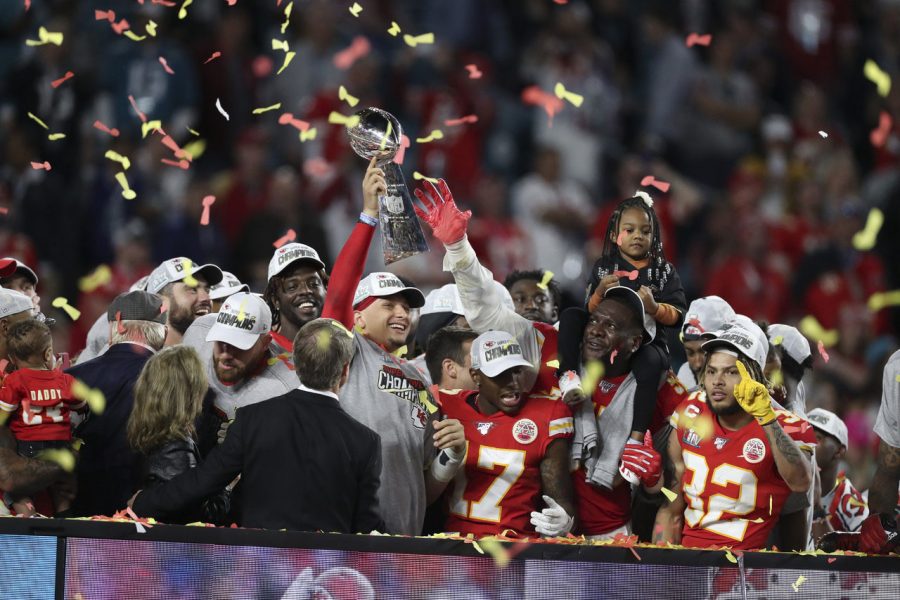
[619,432,662,488]
[413,179,471,245]
[859,513,898,554]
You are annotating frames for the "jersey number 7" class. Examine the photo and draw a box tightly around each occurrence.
[450,446,526,523]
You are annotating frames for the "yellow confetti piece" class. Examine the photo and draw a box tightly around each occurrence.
[853,208,884,251]
[661,487,677,502]
[141,120,163,138]
[895,374,900,383]
[393,345,408,358]
[798,315,839,347]
[47,133,66,141]
[478,539,510,568]
[403,32,435,47]
[581,360,605,394]
[145,20,158,37]
[276,51,296,75]
[272,38,290,52]
[123,30,147,42]
[72,379,106,414]
[554,82,584,107]
[684,410,714,441]
[316,328,333,350]
[416,129,444,144]
[181,259,198,287]
[178,0,193,20]
[26,27,64,47]
[52,297,81,321]
[770,369,783,387]
[471,540,484,554]
[349,2,363,17]
[387,21,401,36]
[237,298,248,321]
[78,264,112,293]
[328,111,361,128]
[380,119,393,150]
[769,495,773,515]
[864,59,891,97]
[299,128,317,142]
[104,150,131,171]
[339,85,359,107]
[281,1,294,35]
[27,112,49,130]
[114,172,136,200]
[418,390,438,414]
[39,448,75,472]
[724,549,737,563]
[187,127,200,136]
[536,270,554,290]
[791,575,807,592]
[772,335,784,346]
[413,171,440,184]
[545,359,559,369]
[252,103,282,115]
[72,438,83,452]
[182,139,205,161]
[867,289,900,312]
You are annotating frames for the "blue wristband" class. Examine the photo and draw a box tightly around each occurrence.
[358,212,378,227]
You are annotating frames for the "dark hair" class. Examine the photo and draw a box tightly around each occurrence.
[503,270,561,309]
[7,319,51,362]
[262,264,329,331]
[597,196,671,293]
[292,318,354,390]
[600,295,643,338]
[424,326,479,384]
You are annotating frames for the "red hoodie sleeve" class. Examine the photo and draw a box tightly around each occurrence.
[322,221,375,329]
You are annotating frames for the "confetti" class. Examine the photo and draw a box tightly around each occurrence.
[187,127,200,136]
[204,51,222,64]
[791,575,807,592]
[798,315,839,347]
[545,359,560,369]
[818,130,828,138]
[772,335,784,346]
[215,98,230,121]
[271,38,289,52]
[104,150,131,171]
[316,328,333,350]
[661,487,677,502]
[416,129,444,143]
[685,33,712,47]
[158,56,175,75]
[178,0,193,20]
[724,549,737,563]
[30,161,51,171]
[477,539,510,568]
[387,21,401,36]
[278,112,311,131]
[413,171,440,184]
[26,26,64,47]
[339,85,359,107]
[181,259,198,287]
[276,51,296,75]
[161,158,190,170]
[393,134,410,165]
[47,133,66,141]
[852,208,884,251]
[140,120,162,139]
[419,390,439,414]
[769,495,773,515]
[51,71,74,88]
[827,557,837,564]
[135,522,146,534]
[200,195,215,226]
[521,85,564,123]
[299,128,317,142]
[252,103,282,114]
[252,55,273,77]
[870,111,892,148]
[867,289,900,312]
[444,115,478,127]
[616,230,627,246]
[145,20,158,37]
[78,265,112,292]
[39,448,75,472]
[27,111,49,130]
[349,2,362,17]
[114,20,132,36]
[581,360,605,394]
[612,270,639,281]
[610,349,618,363]
[72,379,106,414]
[273,228,297,248]
[554,82,584,107]
[536,270,554,290]
[280,1,293,35]
[94,10,116,22]
[128,95,148,123]
[817,340,830,363]
[864,59,891,97]
[770,369,784,387]
[465,64,482,79]
[640,175,670,193]
[403,32,435,47]
[333,36,371,70]
[115,172,136,200]
[182,139,205,161]
[92,120,120,137]
[237,298,248,321]
[52,297,81,321]
[328,111,360,128]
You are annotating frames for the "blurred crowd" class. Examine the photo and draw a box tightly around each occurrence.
[2,0,900,492]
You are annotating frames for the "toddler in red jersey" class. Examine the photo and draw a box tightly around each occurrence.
[0,319,83,513]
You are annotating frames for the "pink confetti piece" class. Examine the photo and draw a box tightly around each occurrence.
[160,158,190,169]
[30,161,51,171]
[818,340,830,363]
[465,64,482,79]
[553,0,568,4]
[685,33,712,47]
[95,9,115,22]
[200,195,215,225]
[277,112,311,131]
[111,19,131,35]
[273,228,297,248]
[115,311,126,334]
[51,71,74,88]
[521,85,564,123]
[204,51,222,64]
[24,0,30,11]
[128,95,148,123]
[640,175,670,193]
[93,120,120,137]
[444,114,479,127]
[612,270,639,281]
[827,558,837,564]
[870,111,892,148]
[616,230,627,246]
[160,135,187,159]
[252,55,273,78]
[393,134,411,165]
[0,208,8,215]
[610,349,618,363]
[333,35,370,70]
[158,56,175,75]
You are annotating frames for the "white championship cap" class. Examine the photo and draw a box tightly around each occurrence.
[470,330,533,378]
[768,323,812,365]
[267,243,325,282]
[353,272,425,309]
[682,296,735,338]
[210,271,251,301]
[701,322,768,373]
[206,292,272,350]
[146,257,224,294]
[0,288,34,319]
[807,408,849,448]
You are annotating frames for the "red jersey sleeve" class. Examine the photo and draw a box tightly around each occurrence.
[322,222,375,329]
[774,409,817,453]
[542,399,573,455]
[0,371,24,413]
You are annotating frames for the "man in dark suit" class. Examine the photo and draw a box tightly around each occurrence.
[66,291,168,517]
[131,318,384,534]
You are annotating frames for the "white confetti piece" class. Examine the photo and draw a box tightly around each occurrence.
[215,98,230,121]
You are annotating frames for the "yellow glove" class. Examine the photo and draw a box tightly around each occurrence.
[734,361,776,426]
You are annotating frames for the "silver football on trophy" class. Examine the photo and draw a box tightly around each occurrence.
[347,107,402,162]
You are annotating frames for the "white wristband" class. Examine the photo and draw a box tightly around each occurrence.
[430,446,465,483]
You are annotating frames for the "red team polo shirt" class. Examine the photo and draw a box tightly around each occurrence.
[672,392,817,550]
[441,389,573,537]
[0,369,82,442]
[573,371,687,535]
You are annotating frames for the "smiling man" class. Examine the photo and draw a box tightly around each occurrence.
[263,243,328,355]
[145,257,224,346]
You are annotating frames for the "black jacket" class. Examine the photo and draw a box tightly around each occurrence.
[133,388,384,533]
[138,436,231,525]
[66,343,153,517]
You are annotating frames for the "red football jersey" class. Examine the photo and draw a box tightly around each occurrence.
[441,389,573,537]
[530,322,560,400]
[0,368,83,442]
[672,393,817,550]
[823,473,868,533]
[574,371,687,535]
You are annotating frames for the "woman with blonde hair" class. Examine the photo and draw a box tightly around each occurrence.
[127,345,230,523]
